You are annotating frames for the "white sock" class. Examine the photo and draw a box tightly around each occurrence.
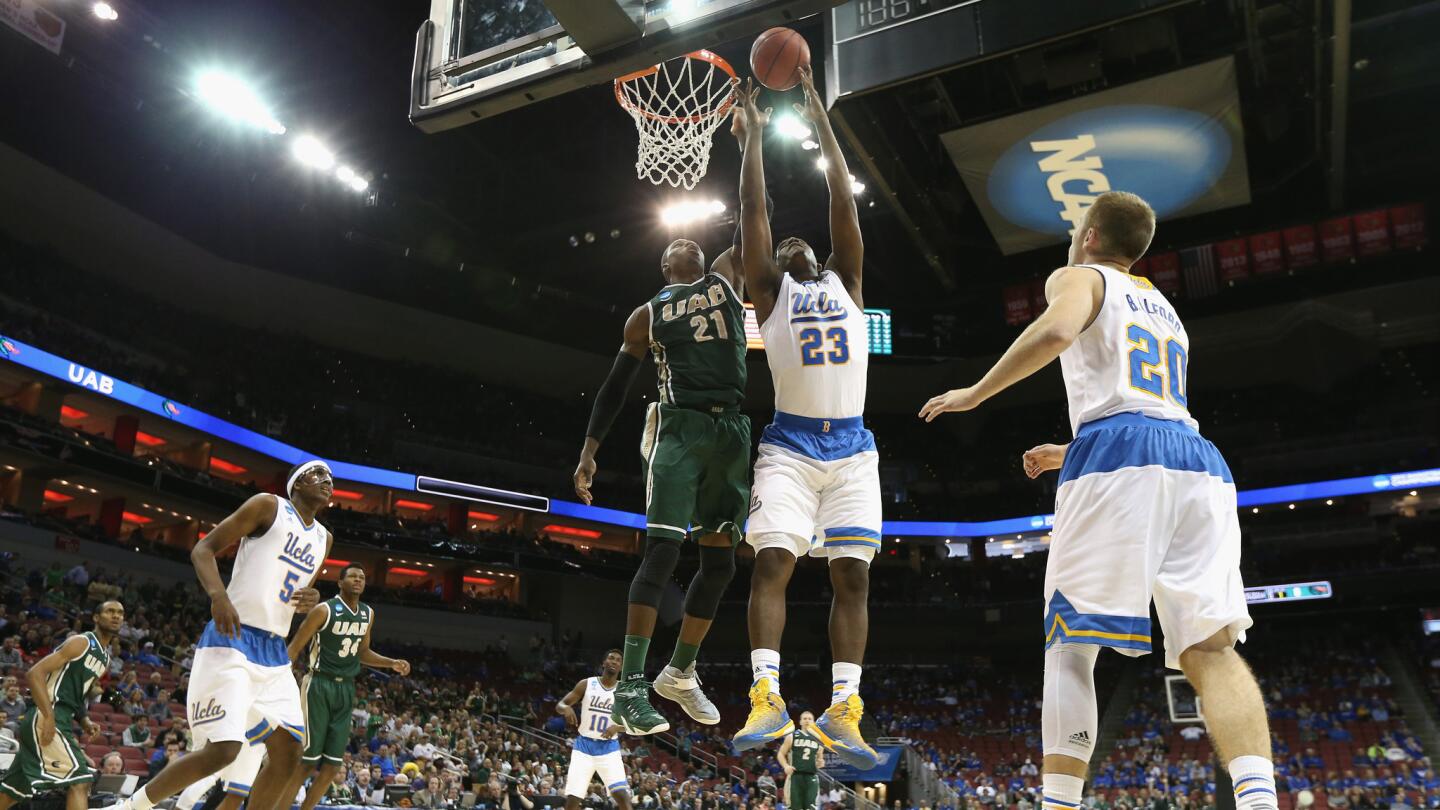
[131,786,157,810]
[751,648,780,692]
[1230,756,1277,810]
[1041,774,1085,810]
[831,662,862,705]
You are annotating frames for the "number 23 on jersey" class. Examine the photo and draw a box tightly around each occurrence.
[799,327,849,366]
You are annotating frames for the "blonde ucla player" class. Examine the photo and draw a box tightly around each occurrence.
[920,192,1277,810]
[556,650,631,810]
[105,461,334,810]
[729,69,880,769]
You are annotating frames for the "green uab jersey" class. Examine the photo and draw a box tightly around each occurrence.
[648,273,746,409]
[44,632,109,722]
[308,598,372,678]
[791,729,822,774]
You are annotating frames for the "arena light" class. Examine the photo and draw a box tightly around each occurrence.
[92,2,118,21]
[324,558,351,567]
[43,490,74,503]
[463,576,496,586]
[468,510,499,521]
[801,139,819,151]
[389,566,428,577]
[660,198,725,226]
[773,113,811,141]
[330,488,364,501]
[543,524,603,540]
[394,499,434,511]
[60,405,89,420]
[335,165,369,193]
[121,511,152,525]
[195,70,285,135]
[209,457,247,475]
[134,430,166,447]
[291,135,335,171]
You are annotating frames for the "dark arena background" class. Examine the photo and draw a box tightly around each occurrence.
[1,2,1437,810]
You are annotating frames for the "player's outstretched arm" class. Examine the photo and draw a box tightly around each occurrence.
[556,679,587,727]
[287,601,329,665]
[25,634,90,746]
[919,266,1101,421]
[192,492,279,638]
[358,609,411,676]
[735,79,782,324]
[574,305,650,505]
[794,66,862,304]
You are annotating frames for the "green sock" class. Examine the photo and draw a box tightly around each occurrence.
[622,634,651,683]
[669,641,700,671]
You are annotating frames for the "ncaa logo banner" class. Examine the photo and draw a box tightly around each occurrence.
[941,57,1251,255]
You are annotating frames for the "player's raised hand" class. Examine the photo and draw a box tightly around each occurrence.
[290,587,321,613]
[918,386,982,422]
[737,78,772,131]
[573,454,597,505]
[1022,443,1069,479]
[791,65,825,124]
[211,592,242,639]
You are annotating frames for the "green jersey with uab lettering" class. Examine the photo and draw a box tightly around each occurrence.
[0,632,111,799]
[639,273,752,544]
[791,728,822,774]
[309,597,372,678]
[648,273,746,409]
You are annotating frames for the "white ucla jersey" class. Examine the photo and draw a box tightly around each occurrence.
[1059,263,1198,436]
[760,271,869,419]
[227,495,326,637]
[578,677,615,741]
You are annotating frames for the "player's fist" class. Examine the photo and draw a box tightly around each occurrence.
[1022,443,1068,479]
[211,593,242,639]
[918,386,982,422]
[82,718,102,740]
[573,455,597,506]
[392,659,412,677]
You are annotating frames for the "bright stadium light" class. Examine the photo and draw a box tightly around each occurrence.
[773,113,811,141]
[660,198,725,226]
[194,70,285,134]
[801,139,819,151]
[816,156,828,171]
[335,165,369,192]
[292,135,335,171]
[92,2,118,21]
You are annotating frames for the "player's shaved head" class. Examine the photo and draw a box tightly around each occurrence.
[1080,191,1155,262]
[661,239,705,281]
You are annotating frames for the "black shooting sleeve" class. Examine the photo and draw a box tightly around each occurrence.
[585,351,644,446]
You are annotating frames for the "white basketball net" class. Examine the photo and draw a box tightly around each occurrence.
[616,50,737,190]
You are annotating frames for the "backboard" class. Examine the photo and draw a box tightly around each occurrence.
[411,0,845,133]
[1165,674,1204,724]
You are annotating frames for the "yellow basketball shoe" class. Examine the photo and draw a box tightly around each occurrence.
[813,694,879,769]
[731,680,793,751]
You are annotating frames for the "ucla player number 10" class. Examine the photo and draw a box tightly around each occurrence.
[799,327,849,366]
[1126,324,1188,407]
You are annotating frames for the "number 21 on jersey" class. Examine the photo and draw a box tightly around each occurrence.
[1127,324,1187,407]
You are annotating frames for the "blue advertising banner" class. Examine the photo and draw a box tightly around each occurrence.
[822,745,904,782]
[941,58,1251,255]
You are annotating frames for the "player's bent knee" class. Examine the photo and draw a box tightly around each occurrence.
[683,544,735,620]
[203,740,244,767]
[628,538,681,608]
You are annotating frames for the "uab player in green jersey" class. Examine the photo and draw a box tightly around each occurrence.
[0,600,123,810]
[778,711,826,810]
[286,564,409,810]
[574,111,767,735]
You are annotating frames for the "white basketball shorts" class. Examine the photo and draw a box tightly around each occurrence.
[746,413,882,564]
[188,622,305,748]
[564,740,627,799]
[1043,412,1253,670]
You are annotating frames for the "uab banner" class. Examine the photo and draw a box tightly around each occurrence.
[942,58,1251,255]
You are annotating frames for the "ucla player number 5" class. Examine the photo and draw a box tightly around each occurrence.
[799,328,849,366]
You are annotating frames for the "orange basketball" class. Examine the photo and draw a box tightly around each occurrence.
[749,27,810,91]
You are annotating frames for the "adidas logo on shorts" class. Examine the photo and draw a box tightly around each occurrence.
[1068,730,1092,748]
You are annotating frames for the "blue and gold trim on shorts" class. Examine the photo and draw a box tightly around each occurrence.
[759,412,875,461]
[1044,592,1152,652]
[821,526,881,550]
[196,621,289,667]
[1060,412,1232,486]
[224,782,252,798]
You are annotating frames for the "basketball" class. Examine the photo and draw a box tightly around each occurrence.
[749,27,809,91]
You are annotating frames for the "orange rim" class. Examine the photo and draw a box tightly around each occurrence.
[614,49,739,125]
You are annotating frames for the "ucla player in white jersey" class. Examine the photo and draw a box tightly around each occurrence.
[729,70,880,769]
[556,650,631,810]
[106,460,334,810]
[920,192,1277,810]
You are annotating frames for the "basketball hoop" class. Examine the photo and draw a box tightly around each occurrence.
[615,50,738,190]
